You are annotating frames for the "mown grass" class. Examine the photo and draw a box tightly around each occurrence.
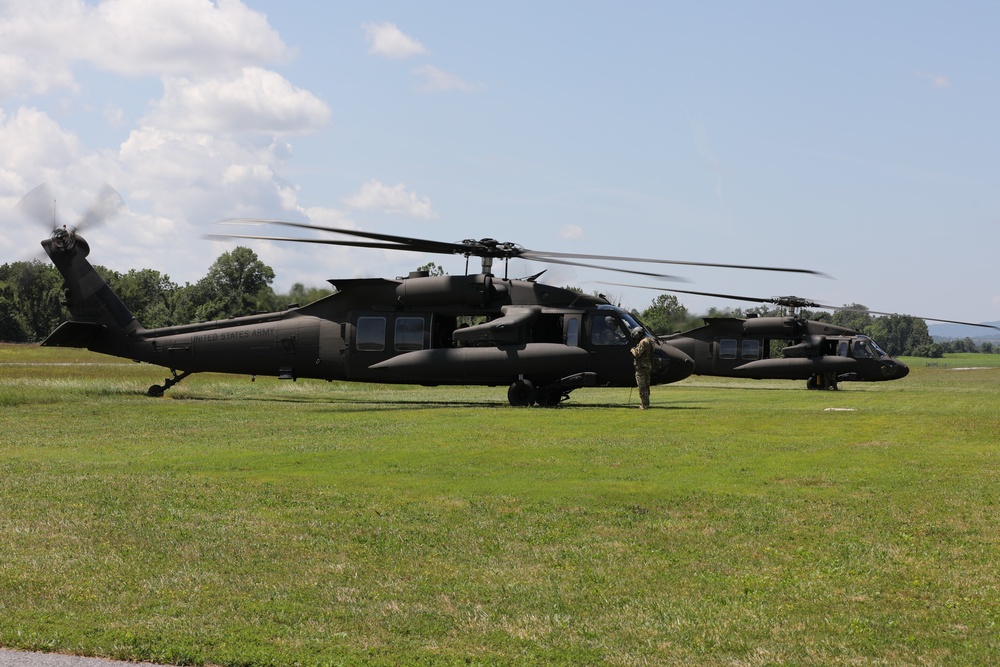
[1,344,999,665]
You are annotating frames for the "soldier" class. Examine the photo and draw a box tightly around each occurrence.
[630,326,653,409]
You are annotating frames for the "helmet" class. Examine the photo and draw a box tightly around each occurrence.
[631,327,645,342]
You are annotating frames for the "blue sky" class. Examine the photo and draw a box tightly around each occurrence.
[2,1,998,323]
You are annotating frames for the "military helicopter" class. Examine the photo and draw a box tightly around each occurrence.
[29,188,828,405]
[608,283,1000,390]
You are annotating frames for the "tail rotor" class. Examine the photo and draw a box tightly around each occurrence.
[19,183,125,253]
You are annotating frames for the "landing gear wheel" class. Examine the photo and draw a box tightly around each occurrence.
[507,379,536,407]
[147,385,165,398]
[807,373,839,390]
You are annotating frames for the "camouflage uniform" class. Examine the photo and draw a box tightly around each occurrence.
[631,330,653,409]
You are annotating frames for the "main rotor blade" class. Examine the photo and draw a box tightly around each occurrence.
[807,304,1000,330]
[602,282,1000,330]
[599,282,773,303]
[526,250,830,277]
[205,232,423,252]
[540,258,687,282]
[221,218,472,256]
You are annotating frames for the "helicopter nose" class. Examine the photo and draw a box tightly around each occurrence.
[880,360,909,380]
[656,344,695,384]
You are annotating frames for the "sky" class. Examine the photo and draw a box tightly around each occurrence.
[1,0,999,324]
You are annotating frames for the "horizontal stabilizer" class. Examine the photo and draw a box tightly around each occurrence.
[41,321,106,348]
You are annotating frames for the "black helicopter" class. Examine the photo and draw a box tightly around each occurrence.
[29,188,827,406]
[608,284,1000,390]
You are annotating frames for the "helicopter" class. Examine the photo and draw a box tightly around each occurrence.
[606,283,1000,390]
[28,189,829,406]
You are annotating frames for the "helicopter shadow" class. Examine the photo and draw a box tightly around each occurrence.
[164,392,707,413]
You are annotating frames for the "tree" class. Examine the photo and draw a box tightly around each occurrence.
[639,294,689,334]
[911,342,944,358]
[831,304,873,333]
[283,282,335,307]
[192,247,275,320]
[102,267,180,329]
[417,262,446,276]
[0,260,65,342]
[867,314,932,356]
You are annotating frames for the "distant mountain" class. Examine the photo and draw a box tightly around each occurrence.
[928,321,1000,341]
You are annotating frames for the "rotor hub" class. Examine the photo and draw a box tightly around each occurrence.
[460,238,524,259]
[50,225,76,252]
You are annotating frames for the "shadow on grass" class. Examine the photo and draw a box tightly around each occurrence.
[165,392,707,413]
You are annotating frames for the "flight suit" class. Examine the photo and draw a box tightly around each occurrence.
[631,335,654,409]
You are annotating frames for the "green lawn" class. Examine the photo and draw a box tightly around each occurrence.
[1,345,999,665]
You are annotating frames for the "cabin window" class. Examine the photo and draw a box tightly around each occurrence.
[565,316,580,347]
[719,339,737,359]
[838,341,849,357]
[356,316,386,351]
[395,317,425,351]
[742,339,761,360]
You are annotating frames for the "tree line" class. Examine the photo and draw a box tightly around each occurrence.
[0,247,332,343]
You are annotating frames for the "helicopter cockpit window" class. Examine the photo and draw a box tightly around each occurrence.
[591,314,627,346]
[866,337,889,358]
[617,310,646,334]
[356,316,386,352]
[853,336,888,359]
[395,317,425,351]
[851,339,876,359]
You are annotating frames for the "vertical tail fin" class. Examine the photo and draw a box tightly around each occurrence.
[40,229,143,348]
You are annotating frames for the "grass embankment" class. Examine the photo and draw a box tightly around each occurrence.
[1,344,998,665]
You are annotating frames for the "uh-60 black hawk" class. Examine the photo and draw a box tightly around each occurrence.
[31,188,827,406]
[606,283,1000,390]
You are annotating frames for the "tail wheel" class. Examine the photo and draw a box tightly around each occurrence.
[535,387,565,407]
[507,379,536,407]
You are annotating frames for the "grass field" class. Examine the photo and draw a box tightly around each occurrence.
[1,344,999,666]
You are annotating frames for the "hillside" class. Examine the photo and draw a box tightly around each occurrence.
[928,321,1000,341]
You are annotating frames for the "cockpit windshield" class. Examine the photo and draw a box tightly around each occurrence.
[592,305,652,346]
[852,336,889,359]
[598,305,652,336]
[863,336,889,358]
[618,310,648,335]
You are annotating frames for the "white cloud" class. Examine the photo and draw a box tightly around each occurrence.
[559,224,585,241]
[147,68,330,135]
[413,65,483,93]
[0,107,82,186]
[363,22,428,60]
[343,179,438,219]
[0,0,291,96]
[0,53,76,98]
[915,71,950,89]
